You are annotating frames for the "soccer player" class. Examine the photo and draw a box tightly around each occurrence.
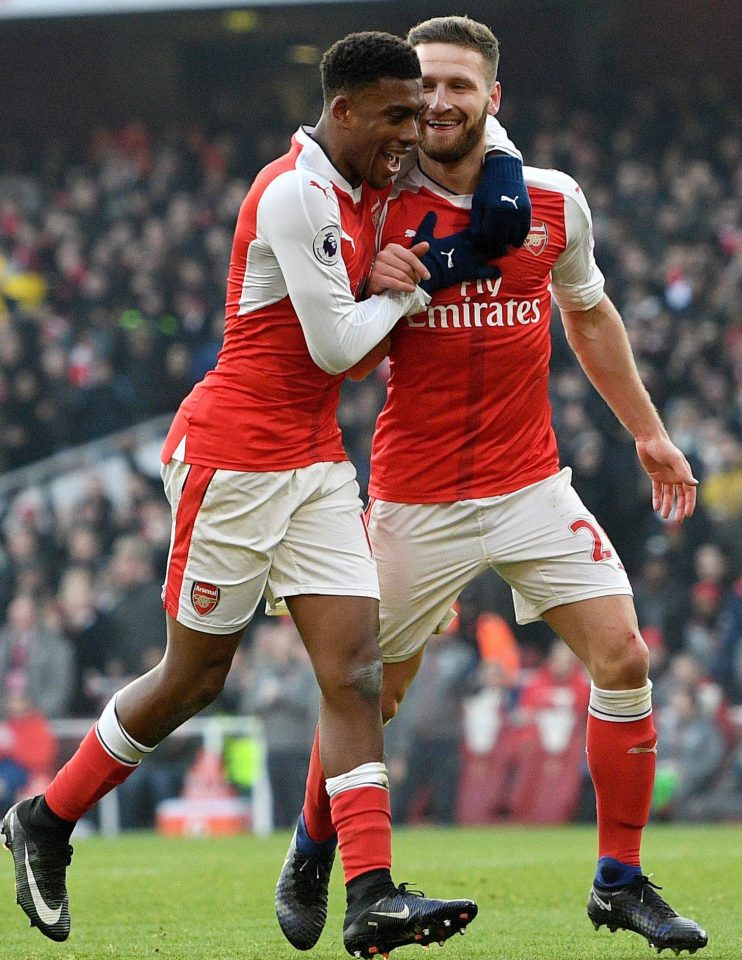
[2,31,516,957]
[276,16,709,957]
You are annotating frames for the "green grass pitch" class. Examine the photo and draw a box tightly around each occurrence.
[1,824,739,959]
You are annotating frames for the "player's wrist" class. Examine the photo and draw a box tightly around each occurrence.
[633,428,669,444]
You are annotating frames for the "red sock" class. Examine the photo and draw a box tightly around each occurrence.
[330,786,392,883]
[45,726,139,823]
[302,727,335,842]
[586,713,656,865]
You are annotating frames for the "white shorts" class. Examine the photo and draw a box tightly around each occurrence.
[162,458,378,634]
[367,467,632,662]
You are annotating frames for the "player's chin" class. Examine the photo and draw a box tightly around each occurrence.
[367,151,402,189]
[419,130,467,162]
[367,173,394,190]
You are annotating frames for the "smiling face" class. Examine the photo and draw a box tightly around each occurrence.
[335,76,424,189]
[415,42,500,164]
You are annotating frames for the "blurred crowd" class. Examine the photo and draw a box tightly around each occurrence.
[1,73,741,826]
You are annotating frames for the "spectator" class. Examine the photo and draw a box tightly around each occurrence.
[0,594,75,719]
[517,641,591,755]
[681,581,724,673]
[0,676,59,817]
[713,578,742,702]
[239,620,318,829]
[654,686,726,819]
[55,566,119,716]
[390,631,477,825]
[101,535,166,673]
[632,548,680,642]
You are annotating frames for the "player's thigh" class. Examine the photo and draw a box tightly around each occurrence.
[487,468,633,626]
[368,499,488,663]
[268,461,379,612]
[161,612,247,679]
[287,593,381,695]
[161,459,290,633]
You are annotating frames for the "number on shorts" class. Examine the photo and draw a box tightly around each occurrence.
[569,518,613,562]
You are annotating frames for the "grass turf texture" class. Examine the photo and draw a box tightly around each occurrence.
[1,825,738,960]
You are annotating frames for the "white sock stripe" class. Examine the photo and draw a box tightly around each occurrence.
[113,700,155,755]
[587,704,653,722]
[588,681,653,722]
[94,726,140,767]
[96,694,155,765]
[325,762,389,799]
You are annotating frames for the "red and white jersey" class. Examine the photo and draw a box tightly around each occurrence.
[369,165,605,503]
[161,127,426,472]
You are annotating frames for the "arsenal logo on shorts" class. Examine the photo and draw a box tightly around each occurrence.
[191,581,220,616]
[524,220,549,256]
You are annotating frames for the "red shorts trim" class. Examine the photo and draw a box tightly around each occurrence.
[164,465,216,617]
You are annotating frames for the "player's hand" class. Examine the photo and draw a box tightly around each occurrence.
[635,435,699,523]
[413,211,502,294]
[368,241,430,294]
[470,154,532,258]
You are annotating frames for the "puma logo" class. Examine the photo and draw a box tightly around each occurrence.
[309,180,332,199]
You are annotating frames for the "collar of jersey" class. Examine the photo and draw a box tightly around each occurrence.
[391,162,473,209]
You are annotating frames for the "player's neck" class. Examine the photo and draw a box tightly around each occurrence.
[311,117,360,187]
[418,147,484,196]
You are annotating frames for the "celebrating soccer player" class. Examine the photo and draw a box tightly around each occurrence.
[276,16,708,957]
[2,30,529,957]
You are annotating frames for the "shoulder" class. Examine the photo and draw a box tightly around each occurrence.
[256,168,341,243]
[275,166,340,213]
[525,166,592,220]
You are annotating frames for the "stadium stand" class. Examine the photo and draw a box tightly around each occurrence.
[0,63,740,826]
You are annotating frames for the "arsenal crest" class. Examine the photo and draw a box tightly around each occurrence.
[524,220,548,257]
[191,581,220,616]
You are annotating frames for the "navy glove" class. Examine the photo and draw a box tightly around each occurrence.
[470,154,531,258]
[413,211,501,295]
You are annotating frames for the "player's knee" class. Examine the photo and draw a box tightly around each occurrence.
[193,667,230,709]
[162,661,230,714]
[598,630,650,688]
[317,646,382,705]
[347,656,383,703]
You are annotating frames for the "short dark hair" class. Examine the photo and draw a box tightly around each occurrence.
[407,16,500,85]
[320,31,421,102]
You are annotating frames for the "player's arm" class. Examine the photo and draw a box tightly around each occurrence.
[344,236,433,379]
[258,171,430,375]
[561,295,697,519]
[554,180,697,522]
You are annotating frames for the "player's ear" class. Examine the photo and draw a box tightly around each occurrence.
[488,81,502,117]
[330,94,353,129]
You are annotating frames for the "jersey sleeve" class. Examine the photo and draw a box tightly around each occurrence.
[549,176,605,312]
[484,115,522,160]
[257,170,428,375]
